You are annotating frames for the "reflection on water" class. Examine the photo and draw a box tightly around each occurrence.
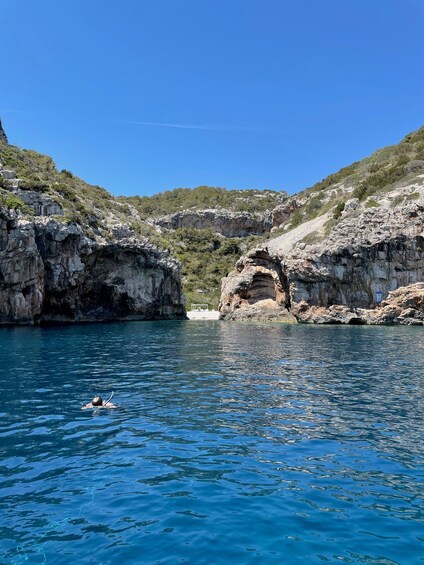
[0,322,423,564]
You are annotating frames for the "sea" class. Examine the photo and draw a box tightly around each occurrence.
[0,321,423,564]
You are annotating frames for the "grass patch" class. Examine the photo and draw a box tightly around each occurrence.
[0,190,34,214]
[390,195,404,207]
[365,199,379,208]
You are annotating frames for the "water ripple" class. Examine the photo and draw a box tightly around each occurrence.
[0,322,423,564]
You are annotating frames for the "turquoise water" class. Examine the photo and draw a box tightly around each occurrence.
[0,322,423,564]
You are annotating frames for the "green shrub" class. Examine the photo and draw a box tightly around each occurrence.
[19,178,49,192]
[390,195,404,207]
[365,199,379,208]
[333,202,345,219]
[351,158,407,201]
[289,209,304,228]
[218,240,240,255]
[0,191,32,213]
[351,183,368,200]
[55,183,78,202]
[368,163,381,174]
[310,161,361,192]
[302,195,323,219]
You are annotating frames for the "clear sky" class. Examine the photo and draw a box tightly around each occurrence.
[1,0,424,196]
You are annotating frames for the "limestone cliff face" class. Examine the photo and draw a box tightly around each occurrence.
[0,154,186,325]
[0,214,44,324]
[0,211,186,325]
[220,185,424,325]
[153,208,273,237]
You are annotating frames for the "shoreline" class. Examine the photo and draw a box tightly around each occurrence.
[186,310,220,320]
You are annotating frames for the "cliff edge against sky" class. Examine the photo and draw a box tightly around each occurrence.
[0,123,186,325]
[220,128,424,325]
[0,118,423,325]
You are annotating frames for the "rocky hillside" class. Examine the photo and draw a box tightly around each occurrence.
[122,186,289,308]
[0,122,186,325]
[0,118,285,314]
[122,185,287,218]
[220,127,424,325]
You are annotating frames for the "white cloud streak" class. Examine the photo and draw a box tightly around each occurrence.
[119,119,259,131]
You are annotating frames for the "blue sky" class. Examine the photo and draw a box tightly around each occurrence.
[1,0,424,196]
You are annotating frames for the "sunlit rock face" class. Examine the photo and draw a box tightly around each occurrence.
[220,192,424,325]
[219,247,296,322]
[0,213,186,325]
[369,282,424,325]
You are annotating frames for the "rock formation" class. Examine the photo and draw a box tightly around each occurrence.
[2,120,424,324]
[369,282,424,325]
[0,211,186,325]
[0,134,186,325]
[153,208,273,238]
[219,247,296,322]
[291,283,424,325]
[220,185,424,325]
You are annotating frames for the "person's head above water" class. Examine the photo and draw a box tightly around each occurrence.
[82,393,116,410]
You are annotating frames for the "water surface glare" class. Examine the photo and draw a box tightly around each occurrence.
[0,322,423,564]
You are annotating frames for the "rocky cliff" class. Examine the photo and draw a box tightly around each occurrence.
[153,208,273,237]
[121,187,289,308]
[0,124,186,325]
[2,118,424,324]
[151,201,300,238]
[0,212,185,325]
[220,127,424,325]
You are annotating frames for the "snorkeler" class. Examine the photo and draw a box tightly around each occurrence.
[82,393,117,409]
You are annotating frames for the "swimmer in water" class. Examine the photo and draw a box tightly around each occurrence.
[82,395,117,409]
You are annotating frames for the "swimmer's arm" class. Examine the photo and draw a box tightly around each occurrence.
[81,404,92,410]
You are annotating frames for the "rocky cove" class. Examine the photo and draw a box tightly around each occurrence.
[0,117,423,326]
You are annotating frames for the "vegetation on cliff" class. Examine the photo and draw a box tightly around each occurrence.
[287,126,424,229]
[0,136,268,309]
[122,186,286,217]
[0,141,135,237]
[138,227,262,307]
[1,122,423,312]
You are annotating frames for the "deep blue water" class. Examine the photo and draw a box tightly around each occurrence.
[0,321,423,564]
